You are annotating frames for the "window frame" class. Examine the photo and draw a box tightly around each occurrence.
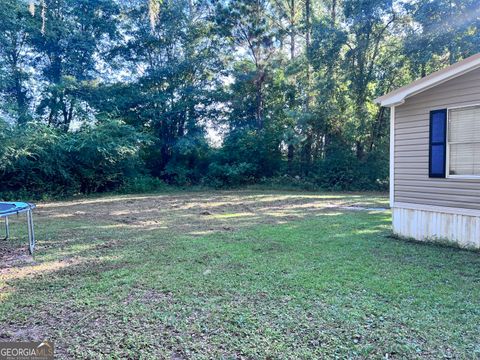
[446,103,480,179]
[429,109,447,178]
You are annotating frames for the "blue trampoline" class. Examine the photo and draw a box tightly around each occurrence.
[0,202,36,254]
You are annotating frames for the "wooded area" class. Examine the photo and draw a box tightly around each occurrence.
[0,0,478,197]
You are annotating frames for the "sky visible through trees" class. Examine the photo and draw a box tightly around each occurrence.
[0,0,479,196]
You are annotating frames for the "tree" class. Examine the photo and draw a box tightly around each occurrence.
[1,0,477,195]
[0,0,35,124]
[32,0,119,131]
[342,0,396,159]
[270,0,304,171]
[105,0,224,181]
[215,0,279,130]
[404,0,480,79]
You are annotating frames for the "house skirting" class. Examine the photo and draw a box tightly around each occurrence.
[392,204,480,249]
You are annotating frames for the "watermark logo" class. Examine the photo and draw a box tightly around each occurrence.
[0,340,54,360]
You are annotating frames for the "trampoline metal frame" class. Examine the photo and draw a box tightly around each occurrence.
[1,204,36,254]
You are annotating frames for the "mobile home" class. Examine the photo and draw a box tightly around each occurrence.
[375,53,480,248]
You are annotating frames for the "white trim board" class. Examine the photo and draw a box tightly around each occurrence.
[394,202,480,217]
[390,106,395,208]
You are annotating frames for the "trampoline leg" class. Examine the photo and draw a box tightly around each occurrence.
[5,217,9,240]
[27,211,35,255]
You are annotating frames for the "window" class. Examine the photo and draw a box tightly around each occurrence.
[448,106,480,177]
[429,109,447,178]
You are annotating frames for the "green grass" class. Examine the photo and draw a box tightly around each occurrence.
[0,190,479,359]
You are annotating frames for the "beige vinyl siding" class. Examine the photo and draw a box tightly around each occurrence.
[394,66,480,210]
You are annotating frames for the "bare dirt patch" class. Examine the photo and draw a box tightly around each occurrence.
[0,246,34,269]
[36,191,387,237]
[1,190,386,279]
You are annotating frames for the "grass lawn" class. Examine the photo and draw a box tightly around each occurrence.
[0,190,479,359]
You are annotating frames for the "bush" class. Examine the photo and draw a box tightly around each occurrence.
[0,123,74,197]
[311,146,388,191]
[0,120,148,198]
[0,117,388,198]
[205,162,258,187]
[119,175,170,193]
[313,147,359,190]
[258,175,320,191]
[162,135,211,186]
[65,120,147,193]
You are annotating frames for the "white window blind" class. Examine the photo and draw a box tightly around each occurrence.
[448,106,480,176]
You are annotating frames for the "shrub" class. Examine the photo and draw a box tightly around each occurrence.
[162,135,211,185]
[0,123,74,197]
[258,175,320,191]
[119,175,170,193]
[312,146,388,191]
[205,162,258,187]
[65,120,147,193]
[0,120,148,198]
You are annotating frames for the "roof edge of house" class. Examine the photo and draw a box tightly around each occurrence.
[374,53,480,107]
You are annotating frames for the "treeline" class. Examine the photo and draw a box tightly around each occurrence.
[0,0,479,197]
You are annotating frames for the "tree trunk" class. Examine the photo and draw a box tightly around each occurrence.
[305,0,311,111]
[288,144,295,174]
[255,70,265,129]
[302,0,312,175]
[331,0,337,23]
[61,98,74,132]
[290,0,295,59]
[8,38,29,125]
[288,0,296,173]
[13,70,29,125]
[369,106,386,152]
[356,140,364,160]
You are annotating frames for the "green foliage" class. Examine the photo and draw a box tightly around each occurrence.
[162,134,212,185]
[309,19,347,70]
[313,146,389,191]
[206,162,258,188]
[0,123,73,196]
[0,0,478,196]
[258,175,320,191]
[64,120,147,194]
[119,175,170,194]
[404,0,480,74]
[0,0,35,124]
[0,120,148,198]
[30,0,120,130]
[205,127,283,187]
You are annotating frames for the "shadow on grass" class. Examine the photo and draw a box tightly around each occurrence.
[1,191,479,358]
